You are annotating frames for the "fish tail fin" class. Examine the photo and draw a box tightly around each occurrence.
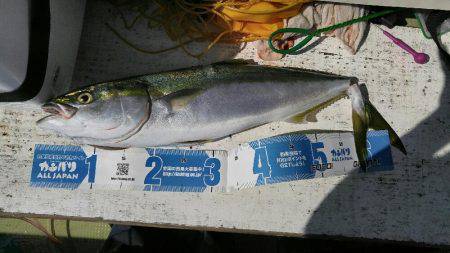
[349,84,406,169]
[365,102,407,155]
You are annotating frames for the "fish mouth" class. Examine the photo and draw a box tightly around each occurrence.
[41,102,78,119]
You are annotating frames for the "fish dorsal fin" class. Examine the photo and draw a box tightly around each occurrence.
[218,59,257,66]
[163,88,205,111]
[285,94,346,124]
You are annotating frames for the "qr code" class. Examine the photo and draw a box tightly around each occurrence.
[116,163,129,176]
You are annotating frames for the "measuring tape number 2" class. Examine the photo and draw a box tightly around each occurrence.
[144,155,222,187]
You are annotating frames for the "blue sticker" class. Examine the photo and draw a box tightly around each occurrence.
[249,134,315,185]
[30,145,97,189]
[248,130,393,184]
[143,149,222,192]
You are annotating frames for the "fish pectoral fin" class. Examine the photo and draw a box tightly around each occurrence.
[147,86,166,100]
[164,88,205,111]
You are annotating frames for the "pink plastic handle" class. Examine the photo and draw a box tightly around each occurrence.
[383,30,429,64]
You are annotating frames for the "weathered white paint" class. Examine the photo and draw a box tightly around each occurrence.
[0,1,449,245]
[323,0,450,11]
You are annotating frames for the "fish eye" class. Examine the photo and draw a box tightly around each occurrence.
[77,92,93,104]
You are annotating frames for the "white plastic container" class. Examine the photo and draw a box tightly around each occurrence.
[0,0,86,103]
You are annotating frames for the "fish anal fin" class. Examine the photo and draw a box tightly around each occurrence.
[305,112,318,122]
[178,139,213,146]
[285,113,307,124]
[285,94,345,124]
[91,145,128,151]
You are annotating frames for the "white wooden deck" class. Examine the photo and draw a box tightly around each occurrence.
[0,1,449,245]
[326,0,450,10]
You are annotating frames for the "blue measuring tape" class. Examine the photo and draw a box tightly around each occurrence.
[30,130,394,192]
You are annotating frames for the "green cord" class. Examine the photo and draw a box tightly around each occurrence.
[268,9,400,54]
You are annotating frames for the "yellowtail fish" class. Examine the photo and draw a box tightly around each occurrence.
[37,62,406,165]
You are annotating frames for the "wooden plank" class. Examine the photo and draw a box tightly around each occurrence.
[322,0,450,10]
[1,1,449,245]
